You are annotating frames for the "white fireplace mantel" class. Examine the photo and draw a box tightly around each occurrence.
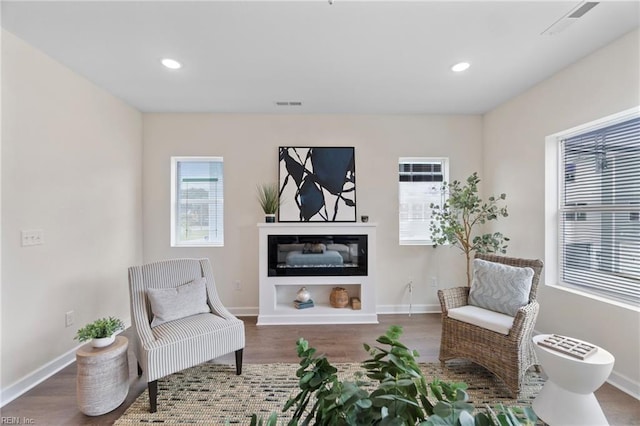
[257,223,378,325]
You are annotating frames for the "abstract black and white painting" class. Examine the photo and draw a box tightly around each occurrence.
[278,147,356,222]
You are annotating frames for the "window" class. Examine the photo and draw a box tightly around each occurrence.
[552,111,639,306]
[399,157,449,245]
[171,157,224,247]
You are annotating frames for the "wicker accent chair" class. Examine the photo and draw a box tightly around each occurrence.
[128,258,245,413]
[437,253,543,396]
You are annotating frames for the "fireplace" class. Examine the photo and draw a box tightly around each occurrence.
[258,223,377,325]
[268,234,367,277]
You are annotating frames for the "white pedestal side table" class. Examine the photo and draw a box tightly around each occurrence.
[76,336,129,416]
[532,334,614,426]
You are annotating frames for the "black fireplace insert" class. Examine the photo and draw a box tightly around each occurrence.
[268,234,367,276]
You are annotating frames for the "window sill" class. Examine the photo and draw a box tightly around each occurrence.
[171,243,224,248]
[545,282,640,312]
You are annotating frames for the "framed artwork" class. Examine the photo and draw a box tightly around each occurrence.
[278,147,356,222]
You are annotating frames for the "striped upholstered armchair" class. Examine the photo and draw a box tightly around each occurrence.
[438,253,543,397]
[128,258,245,412]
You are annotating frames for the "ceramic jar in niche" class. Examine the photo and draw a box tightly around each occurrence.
[330,287,349,308]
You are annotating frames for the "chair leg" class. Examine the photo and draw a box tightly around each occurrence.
[148,380,158,413]
[235,349,243,375]
[137,361,143,377]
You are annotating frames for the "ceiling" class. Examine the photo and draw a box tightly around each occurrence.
[2,1,638,114]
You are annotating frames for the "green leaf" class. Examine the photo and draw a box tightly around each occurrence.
[356,399,372,409]
[522,406,537,422]
[458,410,475,426]
[300,371,315,384]
[422,415,450,426]
[433,401,453,418]
[377,335,393,345]
[455,388,469,402]
[474,412,494,426]
[266,412,278,426]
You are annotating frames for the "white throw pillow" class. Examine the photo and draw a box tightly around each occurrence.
[468,258,534,316]
[147,277,210,327]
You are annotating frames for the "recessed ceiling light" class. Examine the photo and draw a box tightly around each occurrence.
[161,58,182,70]
[451,62,470,73]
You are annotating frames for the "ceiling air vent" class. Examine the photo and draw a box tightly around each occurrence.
[275,101,303,107]
[541,2,599,35]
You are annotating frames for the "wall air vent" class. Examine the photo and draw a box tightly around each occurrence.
[541,2,599,35]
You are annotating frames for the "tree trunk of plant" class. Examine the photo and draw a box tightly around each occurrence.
[466,252,472,287]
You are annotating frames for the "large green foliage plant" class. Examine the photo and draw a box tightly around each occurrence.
[250,326,536,426]
[429,172,509,286]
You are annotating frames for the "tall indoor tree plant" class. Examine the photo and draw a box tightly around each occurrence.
[429,172,509,286]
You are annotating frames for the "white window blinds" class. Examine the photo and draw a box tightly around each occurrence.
[560,117,640,305]
[399,158,448,245]
[171,157,224,247]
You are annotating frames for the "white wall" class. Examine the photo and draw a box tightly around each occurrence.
[142,114,482,314]
[483,29,640,396]
[1,31,143,399]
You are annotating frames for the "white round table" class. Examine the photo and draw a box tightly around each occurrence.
[532,334,614,426]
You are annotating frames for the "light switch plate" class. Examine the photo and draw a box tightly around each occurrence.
[21,229,44,246]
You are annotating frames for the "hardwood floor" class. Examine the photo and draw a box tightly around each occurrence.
[2,314,638,425]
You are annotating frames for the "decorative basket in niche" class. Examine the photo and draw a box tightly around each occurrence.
[330,287,349,308]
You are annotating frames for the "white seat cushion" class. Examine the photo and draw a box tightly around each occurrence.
[448,305,515,335]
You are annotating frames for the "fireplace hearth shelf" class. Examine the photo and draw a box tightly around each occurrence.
[258,223,378,325]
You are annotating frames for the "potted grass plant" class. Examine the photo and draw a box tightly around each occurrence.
[75,316,124,348]
[257,183,281,223]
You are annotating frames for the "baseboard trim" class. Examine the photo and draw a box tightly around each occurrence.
[376,304,441,314]
[607,369,640,400]
[1,343,81,407]
[229,306,259,317]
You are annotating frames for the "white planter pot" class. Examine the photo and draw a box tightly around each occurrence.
[92,335,115,348]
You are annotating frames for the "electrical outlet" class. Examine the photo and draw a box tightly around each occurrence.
[21,229,44,246]
[431,276,438,288]
[65,310,74,327]
[234,280,241,291]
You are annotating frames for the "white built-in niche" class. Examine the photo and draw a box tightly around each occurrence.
[257,223,378,325]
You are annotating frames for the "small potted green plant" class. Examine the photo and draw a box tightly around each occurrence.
[257,183,280,223]
[75,316,124,348]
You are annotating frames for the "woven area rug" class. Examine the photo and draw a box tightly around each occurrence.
[115,361,544,425]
